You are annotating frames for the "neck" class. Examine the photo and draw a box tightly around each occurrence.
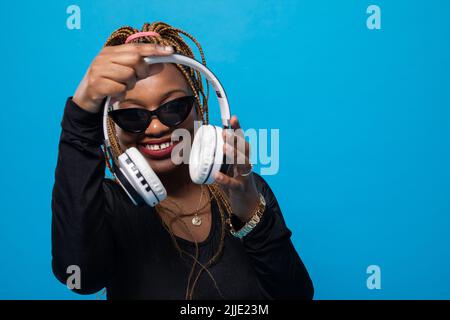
[159,164,200,198]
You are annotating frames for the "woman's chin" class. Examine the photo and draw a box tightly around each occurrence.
[145,157,181,175]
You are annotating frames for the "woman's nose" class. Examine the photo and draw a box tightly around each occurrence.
[144,117,170,137]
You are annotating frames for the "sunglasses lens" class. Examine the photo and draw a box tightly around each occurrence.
[109,109,150,133]
[158,96,194,127]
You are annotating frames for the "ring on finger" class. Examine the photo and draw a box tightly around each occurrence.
[239,163,253,177]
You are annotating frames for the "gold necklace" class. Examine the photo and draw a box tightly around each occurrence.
[159,185,209,226]
[191,185,205,226]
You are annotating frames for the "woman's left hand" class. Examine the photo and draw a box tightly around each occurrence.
[214,115,259,223]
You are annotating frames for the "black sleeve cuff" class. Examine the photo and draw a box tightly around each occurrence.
[61,97,105,146]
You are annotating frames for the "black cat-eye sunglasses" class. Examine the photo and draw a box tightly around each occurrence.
[108,95,195,134]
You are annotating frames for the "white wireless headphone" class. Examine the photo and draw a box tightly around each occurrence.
[103,53,231,207]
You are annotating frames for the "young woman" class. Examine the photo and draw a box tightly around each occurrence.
[51,21,313,300]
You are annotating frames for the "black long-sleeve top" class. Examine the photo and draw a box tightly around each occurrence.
[51,97,314,300]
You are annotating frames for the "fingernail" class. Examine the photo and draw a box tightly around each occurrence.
[156,45,172,53]
[163,45,174,52]
[214,172,222,181]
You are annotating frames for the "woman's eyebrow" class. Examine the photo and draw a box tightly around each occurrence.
[122,89,189,105]
[160,88,189,102]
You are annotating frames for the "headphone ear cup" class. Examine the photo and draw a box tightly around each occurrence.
[112,162,146,206]
[189,125,224,184]
[117,147,167,206]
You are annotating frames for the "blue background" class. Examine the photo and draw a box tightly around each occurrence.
[1,0,449,299]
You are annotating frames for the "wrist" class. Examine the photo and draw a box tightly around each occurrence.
[72,93,104,114]
[238,201,259,224]
[73,77,104,114]
[229,192,266,239]
[233,190,260,223]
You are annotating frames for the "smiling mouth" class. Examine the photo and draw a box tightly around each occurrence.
[138,138,181,159]
[143,141,174,151]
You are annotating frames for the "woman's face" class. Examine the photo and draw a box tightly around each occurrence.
[115,63,196,175]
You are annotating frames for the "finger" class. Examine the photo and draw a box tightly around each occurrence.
[230,115,246,140]
[223,142,236,165]
[223,115,245,143]
[100,63,137,90]
[224,144,252,177]
[214,172,244,191]
[225,131,249,157]
[109,52,151,80]
[227,115,244,139]
[223,129,250,163]
[134,43,174,56]
[95,77,127,99]
[104,43,174,77]
[223,143,249,167]
[106,43,174,55]
[230,115,241,130]
[230,116,237,129]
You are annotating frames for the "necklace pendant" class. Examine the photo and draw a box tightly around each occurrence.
[192,215,202,226]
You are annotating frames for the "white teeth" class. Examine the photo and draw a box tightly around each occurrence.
[144,141,173,151]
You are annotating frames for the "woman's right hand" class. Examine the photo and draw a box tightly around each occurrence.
[73,43,174,113]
